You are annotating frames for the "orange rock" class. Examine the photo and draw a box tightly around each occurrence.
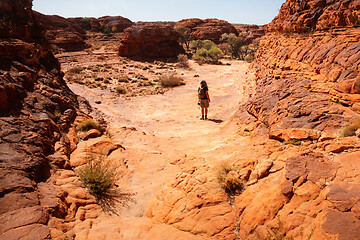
[86,129,102,139]
[269,128,321,142]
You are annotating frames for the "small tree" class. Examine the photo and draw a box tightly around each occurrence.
[175,26,191,51]
[220,33,245,59]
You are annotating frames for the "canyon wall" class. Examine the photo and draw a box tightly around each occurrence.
[232,0,360,239]
[0,0,82,238]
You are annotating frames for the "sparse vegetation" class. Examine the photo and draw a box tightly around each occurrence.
[258,218,315,240]
[341,117,360,137]
[68,66,85,74]
[220,33,258,62]
[284,139,302,146]
[53,109,62,121]
[78,151,119,200]
[216,162,245,196]
[76,118,100,132]
[99,24,113,35]
[158,74,185,87]
[175,26,191,50]
[114,86,127,94]
[191,40,223,64]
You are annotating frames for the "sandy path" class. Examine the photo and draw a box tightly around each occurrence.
[68,60,250,235]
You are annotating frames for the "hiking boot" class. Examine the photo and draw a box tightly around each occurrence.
[200,116,204,120]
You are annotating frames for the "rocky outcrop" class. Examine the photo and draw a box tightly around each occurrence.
[0,0,81,238]
[175,18,238,43]
[118,22,185,58]
[233,24,266,44]
[234,0,360,239]
[68,16,134,33]
[268,0,360,32]
[34,13,133,52]
[34,11,90,52]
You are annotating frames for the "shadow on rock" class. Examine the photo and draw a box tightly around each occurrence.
[97,189,135,215]
[208,118,223,123]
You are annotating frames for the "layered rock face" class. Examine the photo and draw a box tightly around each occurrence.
[248,0,360,131]
[268,0,360,32]
[34,11,90,52]
[231,0,360,239]
[0,0,80,238]
[118,22,185,58]
[68,16,134,33]
[175,18,238,43]
[34,13,133,52]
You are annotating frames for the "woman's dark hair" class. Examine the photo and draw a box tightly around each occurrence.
[200,80,207,87]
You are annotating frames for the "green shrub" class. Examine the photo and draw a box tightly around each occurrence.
[341,118,360,137]
[114,86,127,94]
[99,24,113,35]
[220,33,244,59]
[190,39,216,51]
[193,45,223,63]
[76,119,100,132]
[216,162,245,196]
[79,152,119,200]
[159,74,185,87]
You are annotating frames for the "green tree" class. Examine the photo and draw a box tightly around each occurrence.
[175,26,191,51]
[220,33,245,59]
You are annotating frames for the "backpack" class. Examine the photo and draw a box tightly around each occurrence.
[198,87,206,99]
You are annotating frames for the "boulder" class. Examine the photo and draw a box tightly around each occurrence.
[175,18,238,43]
[68,16,133,33]
[118,22,185,58]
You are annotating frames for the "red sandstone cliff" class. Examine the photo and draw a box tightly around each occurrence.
[0,0,82,238]
[34,11,90,52]
[118,22,185,58]
[232,0,360,239]
[175,18,238,43]
[68,16,134,33]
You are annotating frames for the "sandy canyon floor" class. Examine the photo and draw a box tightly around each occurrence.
[57,45,270,239]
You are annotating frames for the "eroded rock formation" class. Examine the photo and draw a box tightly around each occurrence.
[118,22,185,58]
[34,11,90,52]
[68,16,134,33]
[175,18,238,43]
[268,0,360,32]
[0,0,81,238]
[232,0,360,239]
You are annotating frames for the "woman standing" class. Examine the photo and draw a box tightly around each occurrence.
[198,80,210,120]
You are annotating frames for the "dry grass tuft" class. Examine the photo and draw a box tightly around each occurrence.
[341,117,360,137]
[216,162,245,196]
[76,119,100,132]
[114,86,127,94]
[158,74,185,88]
[78,151,120,201]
